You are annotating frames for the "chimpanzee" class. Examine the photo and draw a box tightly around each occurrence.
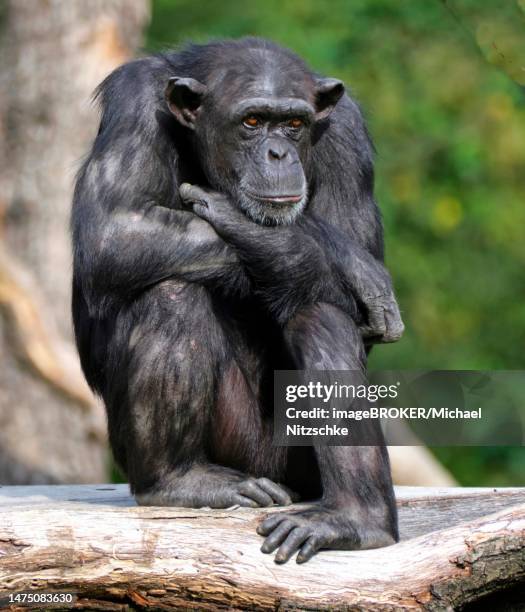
[72,38,404,564]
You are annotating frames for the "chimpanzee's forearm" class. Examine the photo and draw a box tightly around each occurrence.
[210,217,359,324]
[144,205,252,295]
[222,215,403,339]
[298,216,405,342]
[298,215,392,302]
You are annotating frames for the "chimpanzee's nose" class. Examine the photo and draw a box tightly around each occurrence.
[267,140,289,161]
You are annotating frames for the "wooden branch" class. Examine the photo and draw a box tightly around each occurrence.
[0,485,524,610]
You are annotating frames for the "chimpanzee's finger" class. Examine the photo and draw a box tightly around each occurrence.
[296,535,323,563]
[179,182,209,204]
[260,520,295,554]
[257,512,286,535]
[231,493,259,508]
[238,480,274,507]
[360,324,380,339]
[366,306,387,337]
[255,478,294,505]
[383,303,404,342]
[190,202,212,224]
[274,527,310,564]
[360,318,386,342]
[383,322,404,343]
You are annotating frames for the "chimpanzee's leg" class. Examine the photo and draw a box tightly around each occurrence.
[104,279,292,508]
[258,302,398,563]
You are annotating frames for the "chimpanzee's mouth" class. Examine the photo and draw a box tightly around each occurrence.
[249,193,303,204]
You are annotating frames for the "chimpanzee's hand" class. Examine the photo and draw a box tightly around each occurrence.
[257,505,396,564]
[180,183,245,227]
[359,291,404,344]
[352,257,404,344]
[137,469,298,509]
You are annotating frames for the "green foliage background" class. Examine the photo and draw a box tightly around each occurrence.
[146,0,525,485]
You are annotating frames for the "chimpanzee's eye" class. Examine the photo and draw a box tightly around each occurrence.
[288,117,304,129]
[243,116,261,129]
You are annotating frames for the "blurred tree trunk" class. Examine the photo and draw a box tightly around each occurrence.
[0,0,150,484]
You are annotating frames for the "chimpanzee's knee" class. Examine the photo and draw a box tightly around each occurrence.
[284,302,366,370]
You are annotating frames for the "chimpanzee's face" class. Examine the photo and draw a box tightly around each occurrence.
[166,61,344,225]
[201,89,315,225]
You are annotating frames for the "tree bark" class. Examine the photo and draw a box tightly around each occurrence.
[0,0,150,483]
[0,485,524,611]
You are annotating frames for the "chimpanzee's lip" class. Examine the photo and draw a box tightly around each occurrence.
[249,192,303,204]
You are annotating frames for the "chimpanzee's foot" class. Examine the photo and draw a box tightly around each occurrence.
[135,464,294,508]
[257,504,397,564]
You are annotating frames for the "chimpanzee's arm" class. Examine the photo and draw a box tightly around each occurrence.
[73,181,249,317]
[298,213,405,342]
[301,92,405,342]
[180,185,403,341]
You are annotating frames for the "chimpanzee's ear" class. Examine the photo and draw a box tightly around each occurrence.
[314,78,345,121]
[165,77,207,130]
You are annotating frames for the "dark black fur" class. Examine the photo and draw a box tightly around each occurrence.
[72,38,403,564]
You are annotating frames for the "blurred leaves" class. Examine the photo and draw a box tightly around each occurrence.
[147,0,525,485]
[439,0,525,85]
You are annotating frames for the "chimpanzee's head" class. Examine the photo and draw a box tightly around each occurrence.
[165,40,344,225]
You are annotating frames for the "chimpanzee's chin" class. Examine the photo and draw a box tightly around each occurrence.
[237,192,307,226]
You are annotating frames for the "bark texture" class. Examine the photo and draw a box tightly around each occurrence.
[0,0,150,484]
[0,485,524,611]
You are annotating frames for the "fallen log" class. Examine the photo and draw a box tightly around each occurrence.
[0,484,524,610]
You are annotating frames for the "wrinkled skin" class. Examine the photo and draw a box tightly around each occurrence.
[71,38,402,564]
